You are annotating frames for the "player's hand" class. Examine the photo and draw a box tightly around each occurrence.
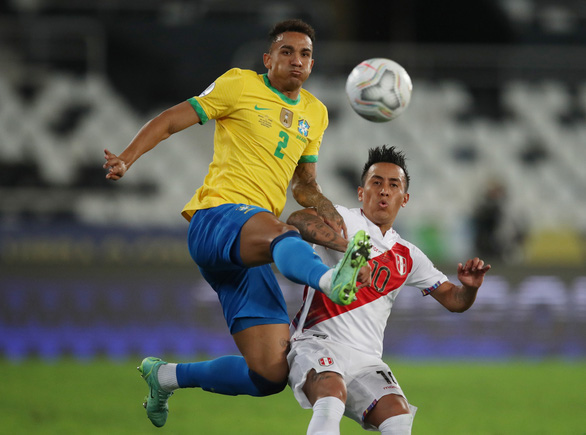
[356,264,372,289]
[457,257,491,289]
[316,201,348,239]
[103,148,128,180]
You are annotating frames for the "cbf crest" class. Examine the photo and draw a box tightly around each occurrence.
[298,119,310,137]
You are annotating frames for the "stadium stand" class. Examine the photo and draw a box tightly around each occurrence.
[0,1,584,361]
[0,67,584,263]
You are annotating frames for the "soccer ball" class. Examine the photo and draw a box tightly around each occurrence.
[345,58,413,123]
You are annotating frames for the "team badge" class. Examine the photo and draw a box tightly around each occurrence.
[395,254,407,276]
[298,119,310,137]
[280,108,293,127]
[199,82,215,97]
[318,357,333,367]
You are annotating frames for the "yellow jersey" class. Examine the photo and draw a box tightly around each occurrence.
[181,68,329,221]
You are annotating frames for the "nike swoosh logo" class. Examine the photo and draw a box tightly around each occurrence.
[254,105,270,111]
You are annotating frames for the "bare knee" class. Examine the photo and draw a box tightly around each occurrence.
[276,223,300,236]
[246,354,289,384]
[303,369,347,405]
[242,212,298,242]
[256,221,300,248]
[365,394,411,428]
[239,213,299,266]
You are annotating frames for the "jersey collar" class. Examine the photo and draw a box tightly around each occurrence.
[360,208,396,240]
[262,74,301,105]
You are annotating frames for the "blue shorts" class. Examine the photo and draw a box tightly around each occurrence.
[187,204,289,334]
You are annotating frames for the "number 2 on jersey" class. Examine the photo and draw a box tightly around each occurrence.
[274,131,289,159]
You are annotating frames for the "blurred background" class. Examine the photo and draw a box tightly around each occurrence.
[1,0,585,362]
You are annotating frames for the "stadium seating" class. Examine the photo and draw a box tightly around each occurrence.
[1,71,584,265]
[0,47,585,361]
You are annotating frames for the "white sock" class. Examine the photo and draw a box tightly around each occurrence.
[157,363,179,392]
[318,269,334,296]
[307,396,345,435]
[378,412,414,435]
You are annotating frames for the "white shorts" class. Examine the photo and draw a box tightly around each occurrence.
[287,331,412,430]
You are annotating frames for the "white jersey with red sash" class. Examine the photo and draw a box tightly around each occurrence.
[290,205,448,359]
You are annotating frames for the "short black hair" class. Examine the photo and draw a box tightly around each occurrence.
[360,145,410,191]
[268,19,315,49]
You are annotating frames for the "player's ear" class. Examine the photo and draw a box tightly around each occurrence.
[357,186,364,202]
[401,192,410,207]
[263,52,271,69]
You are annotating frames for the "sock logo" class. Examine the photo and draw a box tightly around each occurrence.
[318,357,334,367]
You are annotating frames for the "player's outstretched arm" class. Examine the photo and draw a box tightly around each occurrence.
[291,162,348,238]
[430,257,491,313]
[287,208,348,252]
[104,101,200,180]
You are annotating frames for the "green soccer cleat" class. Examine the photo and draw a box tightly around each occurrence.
[138,356,173,428]
[329,229,371,305]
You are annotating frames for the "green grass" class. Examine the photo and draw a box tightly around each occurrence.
[2,358,585,434]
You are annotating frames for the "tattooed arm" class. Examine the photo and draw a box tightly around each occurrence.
[291,162,347,238]
[287,208,348,253]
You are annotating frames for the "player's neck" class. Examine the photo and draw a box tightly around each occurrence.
[376,221,394,237]
[265,75,302,100]
[274,83,301,100]
[282,89,300,100]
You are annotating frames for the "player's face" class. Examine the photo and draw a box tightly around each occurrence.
[263,32,314,97]
[358,163,409,233]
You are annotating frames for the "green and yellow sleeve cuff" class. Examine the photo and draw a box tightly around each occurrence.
[187,97,209,125]
[298,155,318,164]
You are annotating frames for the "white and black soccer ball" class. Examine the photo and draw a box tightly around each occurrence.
[345,58,413,123]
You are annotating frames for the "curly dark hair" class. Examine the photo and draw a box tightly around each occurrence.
[268,19,315,49]
[360,145,410,191]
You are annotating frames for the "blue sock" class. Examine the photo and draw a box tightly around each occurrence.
[176,355,285,397]
[177,356,258,395]
[270,231,329,290]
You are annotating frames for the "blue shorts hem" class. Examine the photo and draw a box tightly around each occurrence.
[231,317,289,334]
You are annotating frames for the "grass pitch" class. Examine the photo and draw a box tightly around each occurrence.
[2,358,584,434]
